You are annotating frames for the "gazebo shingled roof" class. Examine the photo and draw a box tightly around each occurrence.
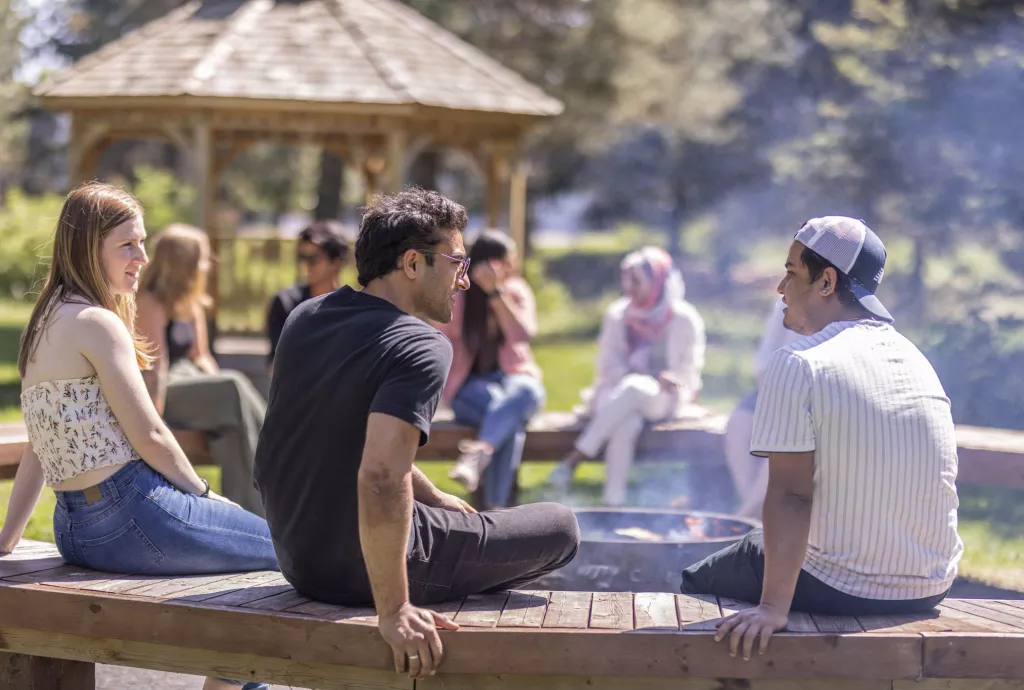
[35,0,563,117]
[35,0,563,315]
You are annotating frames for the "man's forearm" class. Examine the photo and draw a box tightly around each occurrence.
[410,465,442,505]
[358,468,413,617]
[760,486,812,612]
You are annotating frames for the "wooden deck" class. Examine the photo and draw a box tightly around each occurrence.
[1,541,1023,689]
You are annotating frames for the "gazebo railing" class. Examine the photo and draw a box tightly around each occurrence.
[213,234,300,336]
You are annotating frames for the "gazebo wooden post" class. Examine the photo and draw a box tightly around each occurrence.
[508,147,528,255]
[193,120,220,317]
[484,149,506,230]
[385,130,407,193]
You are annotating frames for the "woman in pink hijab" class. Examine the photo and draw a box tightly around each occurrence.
[550,247,707,505]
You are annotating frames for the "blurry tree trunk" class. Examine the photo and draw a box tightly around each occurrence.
[314,149,344,220]
[409,150,440,190]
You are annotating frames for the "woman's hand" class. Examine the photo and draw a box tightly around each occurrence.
[205,490,241,509]
[469,259,506,294]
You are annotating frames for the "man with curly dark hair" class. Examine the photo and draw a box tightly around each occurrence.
[254,188,580,680]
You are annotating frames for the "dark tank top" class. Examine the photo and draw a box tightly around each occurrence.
[166,319,196,365]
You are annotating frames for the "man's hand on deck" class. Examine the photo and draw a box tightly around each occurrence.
[714,603,789,660]
[430,491,477,514]
[379,602,460,678]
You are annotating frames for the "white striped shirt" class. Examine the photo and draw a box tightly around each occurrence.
[751,319,962,600]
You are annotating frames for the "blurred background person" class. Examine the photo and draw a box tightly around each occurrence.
[436,230,545,509]
[724,296,802,519]
[549,247,706,506]
[266,220,349,373]
[137,225,268,515]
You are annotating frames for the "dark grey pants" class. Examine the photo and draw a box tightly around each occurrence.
[164,361,267,516]
[681,528,950,616]
[295,502,581,607]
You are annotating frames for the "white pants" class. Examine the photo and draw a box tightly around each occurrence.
[575,374,674,506]
[724,402,768,519]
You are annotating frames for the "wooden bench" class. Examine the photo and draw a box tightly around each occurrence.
[5,415,1024,490]
[1,540,1023,689]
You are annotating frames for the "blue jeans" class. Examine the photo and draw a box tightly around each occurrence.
[53,460,279,575]
[451,372,545,507]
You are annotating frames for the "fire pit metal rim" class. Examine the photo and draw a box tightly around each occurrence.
[571,506,761,545]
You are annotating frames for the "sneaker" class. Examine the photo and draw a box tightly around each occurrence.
[448,440,493,493]
[548,460,576,491]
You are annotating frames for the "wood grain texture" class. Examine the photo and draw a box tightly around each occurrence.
[676,594,721,631]
[634,592,678,630]
[0,650,95,690]
[589,592,633,630]
[497,591,548,628]
[0,626,409,690]
[543,591,593,629]
[454,593,509,628]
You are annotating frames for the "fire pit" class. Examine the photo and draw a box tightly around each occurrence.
[533,508,758,593]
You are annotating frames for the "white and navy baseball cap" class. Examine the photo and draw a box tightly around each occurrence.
[794,216,893,323]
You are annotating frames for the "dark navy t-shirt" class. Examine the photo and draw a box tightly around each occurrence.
[253,286,452,596]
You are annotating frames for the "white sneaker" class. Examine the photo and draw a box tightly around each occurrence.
[448,441,493,493]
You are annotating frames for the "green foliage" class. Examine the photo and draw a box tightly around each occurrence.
[0,188,63,301]
[922,315,1024,430]
[129,166,196,233]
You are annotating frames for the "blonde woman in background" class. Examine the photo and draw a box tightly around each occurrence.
[550,247,707,505]
[0,182,275,690]
[136,225,267,515]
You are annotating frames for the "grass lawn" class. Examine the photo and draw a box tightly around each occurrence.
[1,298,1022,592]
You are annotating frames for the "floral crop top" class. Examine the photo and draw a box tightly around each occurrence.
[20,375,140,486]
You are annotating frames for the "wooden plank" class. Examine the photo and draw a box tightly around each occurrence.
[72,575,165,594]
[0,626,411,690]
[542,591,592,629]
[923,634,1024,679]
[124,571,262,600]
[589,592,633,630]
[940,600,1024,631]
[894,681,1024,690]
[0,584,925,679]
[241,588,311,611]
[170,571,285,603]
[858,610,964,634]
[675,593,721,631]
[0,650,94,690]
[421,678,892,690]
[286,600,378,624]
[933,604,1022,633]
[812,614,864,634]
[942,599,1024,630]
[197,577,293,607]
[785,612,819,633]
[497,591,548,628]
[0,556,67,579]
[437,630,923,679]
[430,598,465,619]
[453,593,509,628]
[5,565,112,589]
[634,592,678,630]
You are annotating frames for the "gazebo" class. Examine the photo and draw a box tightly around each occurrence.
[34,0,563,292]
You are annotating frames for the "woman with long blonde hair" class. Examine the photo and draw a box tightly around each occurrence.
[0,182,276,690]
[137,224,267,514]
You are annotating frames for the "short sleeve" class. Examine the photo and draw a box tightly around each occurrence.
[750,349,815,456]
[370,330,453,446]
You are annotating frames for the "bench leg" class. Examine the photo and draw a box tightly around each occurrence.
[0,652,95,689]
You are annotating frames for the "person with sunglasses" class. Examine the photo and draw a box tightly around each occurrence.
[435,230,546,509]
[253,188,579,680]
[266,220,350,373]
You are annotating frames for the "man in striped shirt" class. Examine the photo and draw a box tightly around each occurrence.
[681,216,962,660]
